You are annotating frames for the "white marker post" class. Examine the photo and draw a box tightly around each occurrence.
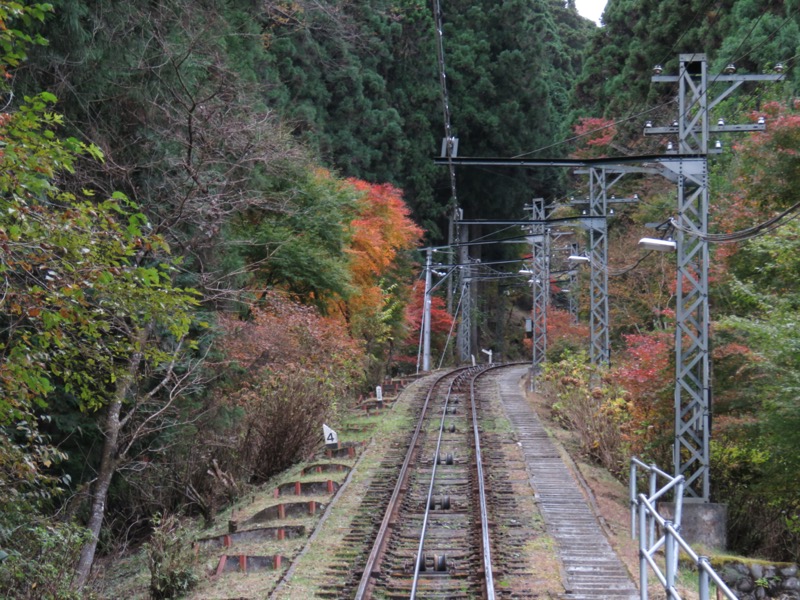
[375,385,383,408]
[323,424,338,448]
[481,348,493,365]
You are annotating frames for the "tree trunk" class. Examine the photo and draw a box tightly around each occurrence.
[74,337,145,589]
[73,397,122,589]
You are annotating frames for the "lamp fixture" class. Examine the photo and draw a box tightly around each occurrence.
[653,64,663,75]
[645,120,653,128]
[717,117,725,126]
[638,237,677,252]
[774,62,784,73]
[757,115,766,125]
[714,140,722,149]
[568,255,590,263]
[724,63,737,74]
[667,142,674,151]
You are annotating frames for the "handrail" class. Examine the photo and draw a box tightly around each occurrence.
[630,457,737,600]
[638,496,737,600]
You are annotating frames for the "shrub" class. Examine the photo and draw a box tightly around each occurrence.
[237,372,336,483]
[538,351,630,477]
[145,513,198,600]
[0,517,90,599]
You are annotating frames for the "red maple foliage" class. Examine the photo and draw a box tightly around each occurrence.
[217,291,365,390]
[571,117,617,158]
[544,307,589,357]
[403,280,454,338]
[612,331,674,459]
[345,179,423,285]
[394,281,454,370]
[331,179,424,351]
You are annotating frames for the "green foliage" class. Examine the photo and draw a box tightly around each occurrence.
[575,0,800,133]
[231,169,355,307]
[0,2,50,81]
[0,516,90,599]
[0,88,199,419]
[703,108,800,561]
[145,513,198,600]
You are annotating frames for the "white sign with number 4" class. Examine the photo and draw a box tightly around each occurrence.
[323,424,338,446]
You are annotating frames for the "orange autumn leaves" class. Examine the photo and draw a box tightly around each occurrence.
[346,179,423,283]
[337,177,423,343]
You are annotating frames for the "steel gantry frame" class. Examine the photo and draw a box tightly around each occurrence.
[435,49,780,496]
[646,53,783,501]
[527,199,549,369]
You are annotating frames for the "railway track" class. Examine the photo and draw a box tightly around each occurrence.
[305,365,637,600]
[354,365,489,599]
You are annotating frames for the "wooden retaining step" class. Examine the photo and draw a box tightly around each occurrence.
[214,553,288,575]
[197,525,306,548]
[243,501,327,525]
[301,463,351,475]
[274,479,340,497]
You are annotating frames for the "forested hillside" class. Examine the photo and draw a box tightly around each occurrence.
[1,0,800,596]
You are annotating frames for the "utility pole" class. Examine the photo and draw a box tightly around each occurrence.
[422,247,433,372]
[456,226,472,363]
[646,54,783,502]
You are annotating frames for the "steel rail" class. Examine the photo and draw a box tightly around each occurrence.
[409,369,468,597]
[411,363,523,599]
[353,367,471,600]
[470,366,498,600]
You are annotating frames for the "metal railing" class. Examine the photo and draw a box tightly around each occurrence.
[630,457,737,600]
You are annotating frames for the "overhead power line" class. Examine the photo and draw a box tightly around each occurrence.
[432,0,459,211]
[670,200,800,243]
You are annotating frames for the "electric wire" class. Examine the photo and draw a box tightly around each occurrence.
[512,99,677,158]
[606,250,657,277]
[437,286,463,370]
[728,6,798,67]
[432,0,459,219]
[669,200,800,243]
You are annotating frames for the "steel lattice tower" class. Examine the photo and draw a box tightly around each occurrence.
[587,169,610,366]
[530,199,549,368]
[649,53,783,500]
